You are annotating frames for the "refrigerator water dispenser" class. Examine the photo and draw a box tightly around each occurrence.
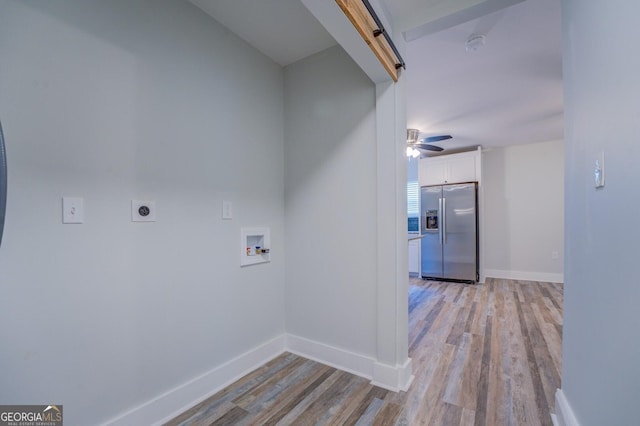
[425,210,439,231]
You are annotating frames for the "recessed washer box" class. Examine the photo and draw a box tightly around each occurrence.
[132,200,156,222]
[240,227,271,267]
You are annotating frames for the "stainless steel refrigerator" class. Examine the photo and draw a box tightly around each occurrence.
[421,182,478,283]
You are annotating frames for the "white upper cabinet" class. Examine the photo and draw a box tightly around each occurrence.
[447,155,477,184]
[419,147,482,186]
[420,159,448,186]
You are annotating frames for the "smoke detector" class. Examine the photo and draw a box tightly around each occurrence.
[465,34,486,52]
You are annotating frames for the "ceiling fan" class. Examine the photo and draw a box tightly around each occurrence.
[406,129,452,156]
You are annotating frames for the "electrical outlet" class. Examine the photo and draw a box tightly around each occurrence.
[132,200,156,222]
[551,251,559,260]
[62,197,84,224]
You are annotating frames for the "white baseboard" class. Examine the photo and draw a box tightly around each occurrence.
[372,358,414,392]
[102,334,414,425]
[286,334,375,380]
[484,269,564,283]
[555,389,580,426]
[286,334,413,393]
[101,335,286,426]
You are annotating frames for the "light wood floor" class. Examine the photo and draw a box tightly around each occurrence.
[165,278,563,425]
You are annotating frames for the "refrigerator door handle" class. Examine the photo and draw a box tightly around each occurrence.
[438,197,443,245]
[442,197,447,244]
[0,120,5,249]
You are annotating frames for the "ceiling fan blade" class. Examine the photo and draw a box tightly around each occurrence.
[416,144,444,152]
[423,135,452,143]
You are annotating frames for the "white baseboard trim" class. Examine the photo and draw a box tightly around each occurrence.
[102,335,286,426]
[555,389,580,426]
[286,334,413,392]
[371,357,414,392]
[285,334,375,381]
[102,334,415,425]
[485,269,564,283]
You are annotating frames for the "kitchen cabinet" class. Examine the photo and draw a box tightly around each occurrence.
[419,147,481,186]
[447,155,477,183]
[409,238,420,275]
[420,160,449,186]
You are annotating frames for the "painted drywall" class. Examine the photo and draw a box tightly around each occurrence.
[561,0,640,424]
[0,1,285,424]
[483,140,564,282]
[284,46,377,357]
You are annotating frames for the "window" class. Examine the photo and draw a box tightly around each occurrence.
[407,180,419,217]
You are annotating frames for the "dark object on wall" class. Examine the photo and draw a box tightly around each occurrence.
[336,0,406,82]
[0,120,6,248]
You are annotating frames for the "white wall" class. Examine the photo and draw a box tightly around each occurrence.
[559,1,640,425]
[483,140,564,282]
[284,46,378,357]
[300,0,412,387]
[0,1,285,424]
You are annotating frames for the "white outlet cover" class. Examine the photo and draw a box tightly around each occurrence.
[132,200,156,222]
[594,151,605,188]
[222,200,233,219]
[62,197,84,224]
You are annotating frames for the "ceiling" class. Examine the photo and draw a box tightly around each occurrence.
[406,0,562,152]
[189,0,563,153]
[189,0,336,66]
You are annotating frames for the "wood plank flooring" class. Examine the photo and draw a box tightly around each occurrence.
[165,278,563,425]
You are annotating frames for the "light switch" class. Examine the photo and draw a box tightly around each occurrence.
[594,151,605,188]
[222,200,233,220]
[62,197,84,224]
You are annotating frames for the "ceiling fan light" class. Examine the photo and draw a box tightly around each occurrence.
[407,128,420,144]
[406,146,420,158]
